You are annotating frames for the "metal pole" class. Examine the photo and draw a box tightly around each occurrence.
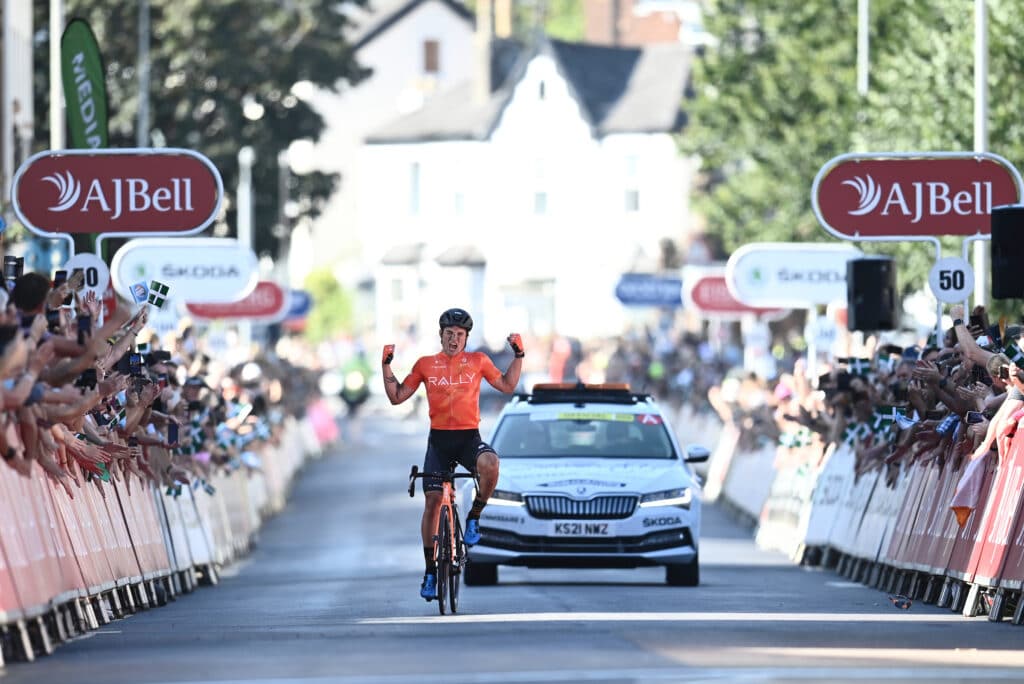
[237,146,254,349]
[49,0,64,150]
[973,0,989,307]
[857,0,869,96]
[136,0,150,147]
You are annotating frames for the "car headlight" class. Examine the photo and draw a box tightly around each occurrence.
[638,487,692,509]
[486,489,524,507]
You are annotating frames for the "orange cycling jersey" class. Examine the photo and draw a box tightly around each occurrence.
[404,352,502,429]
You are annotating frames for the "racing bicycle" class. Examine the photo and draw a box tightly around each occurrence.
[408,464,477,614]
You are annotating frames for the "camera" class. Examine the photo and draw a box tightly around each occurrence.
[75,368,98,391]
[45,309,61,333]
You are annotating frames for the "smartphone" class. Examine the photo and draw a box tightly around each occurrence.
[128,352,143,376]
[4,256,21,290]
[52,270,68,288]
[1000,365,1010,380]
[77,314,91,345]
[969,313,985,330]
[167,420,179,445]
[157,373,168,389]
[966,410,986,424]
[45,309,61,332]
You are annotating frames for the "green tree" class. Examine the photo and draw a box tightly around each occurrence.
[303,267,353,343]
[680,0,1024,303]
[33,1,368,258]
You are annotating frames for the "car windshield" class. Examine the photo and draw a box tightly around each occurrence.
[492,411,677,459]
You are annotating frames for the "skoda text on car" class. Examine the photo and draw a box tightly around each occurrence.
[462,383,709,586]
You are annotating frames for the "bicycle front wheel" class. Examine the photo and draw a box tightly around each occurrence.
[436,508,451,615]
[450,516,463,613]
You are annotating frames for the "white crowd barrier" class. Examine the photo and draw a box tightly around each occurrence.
[708,418,1024,626]
[0,403,336,664]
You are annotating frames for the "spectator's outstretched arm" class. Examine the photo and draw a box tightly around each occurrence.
[949,304,993,368]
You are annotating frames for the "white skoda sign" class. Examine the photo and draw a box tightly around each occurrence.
[110,237,258,304]
[725,243,863,308]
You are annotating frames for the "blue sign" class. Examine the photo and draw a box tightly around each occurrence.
[286,289,313,319]
[614,274,683,308]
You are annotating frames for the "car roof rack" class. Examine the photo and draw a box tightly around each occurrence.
[513,381,652,406]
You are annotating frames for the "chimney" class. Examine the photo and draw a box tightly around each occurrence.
[474,0,494,105]
[494,0,513,39]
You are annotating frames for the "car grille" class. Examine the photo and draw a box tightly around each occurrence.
[478,527,693,556]
[524,494,638,520]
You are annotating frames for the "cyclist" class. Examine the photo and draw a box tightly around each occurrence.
[381,308,523,600]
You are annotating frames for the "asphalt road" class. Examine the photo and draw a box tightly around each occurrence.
[5,410,1024,684]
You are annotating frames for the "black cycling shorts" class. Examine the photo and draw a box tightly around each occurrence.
[422,429,494,493]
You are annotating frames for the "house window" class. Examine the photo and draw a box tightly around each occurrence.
[533,158,547,214]
[424,40,439,74]
[409,162,421,215]
[625,189,640,212]
[538,80,546,100]
[534,191,548,215]
[624,155,639,212]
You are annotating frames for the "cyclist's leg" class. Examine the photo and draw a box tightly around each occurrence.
[459,436,500,544]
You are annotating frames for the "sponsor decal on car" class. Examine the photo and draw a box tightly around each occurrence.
[482,513,524,524]
[643,516,683,527]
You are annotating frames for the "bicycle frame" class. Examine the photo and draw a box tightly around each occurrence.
[408,465,478,615]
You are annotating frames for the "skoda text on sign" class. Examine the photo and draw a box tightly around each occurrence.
[687,274,784,320]
[12,148,223,238]
[725,242,862,308]
[110,238,258,304]
[185,281,288,323]
[812,152,1023,240]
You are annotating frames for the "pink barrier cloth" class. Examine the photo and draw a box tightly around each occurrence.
[965,437,1024,586]
[306,400,339,445]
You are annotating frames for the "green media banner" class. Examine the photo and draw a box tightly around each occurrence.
[60,18,108,149]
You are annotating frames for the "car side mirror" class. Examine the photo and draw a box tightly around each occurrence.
[684,444,710,463]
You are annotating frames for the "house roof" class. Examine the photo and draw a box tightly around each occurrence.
[366,37,691,143]
[348,0,473,50]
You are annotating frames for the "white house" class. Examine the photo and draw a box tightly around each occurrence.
[294,0,476,288]
[359,30,697,348]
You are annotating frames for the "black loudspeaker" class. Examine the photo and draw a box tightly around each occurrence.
[991,204,1024,300]
[847,257,897,331]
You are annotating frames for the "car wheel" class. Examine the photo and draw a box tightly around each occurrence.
[464,561,498,586]
[665,555,699,587]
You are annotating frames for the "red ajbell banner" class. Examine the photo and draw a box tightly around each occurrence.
[12,148,223,237]
[812,152,1023,240]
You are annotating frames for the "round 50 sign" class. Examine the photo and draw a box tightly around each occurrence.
[928,256,975,303]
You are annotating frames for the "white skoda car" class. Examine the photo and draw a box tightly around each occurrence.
[463,383,708,586]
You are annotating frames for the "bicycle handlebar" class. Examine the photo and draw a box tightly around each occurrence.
[407,464,478,497]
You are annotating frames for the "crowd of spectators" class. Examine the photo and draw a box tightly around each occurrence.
[0,257,321,501]
[704,303,1024,483]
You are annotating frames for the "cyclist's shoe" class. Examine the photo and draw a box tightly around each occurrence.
[464,518,481,546]
[420,573,437,601]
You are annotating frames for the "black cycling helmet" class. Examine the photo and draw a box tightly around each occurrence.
[439,308,473,332]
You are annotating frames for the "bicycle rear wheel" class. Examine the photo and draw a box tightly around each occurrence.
[436,508,450,615]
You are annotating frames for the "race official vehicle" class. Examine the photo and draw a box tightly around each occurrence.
[462,383,709,586]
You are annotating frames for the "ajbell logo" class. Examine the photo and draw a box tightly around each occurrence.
[843,173,994,224]
[42,170,194,220]
[44,171,82,211]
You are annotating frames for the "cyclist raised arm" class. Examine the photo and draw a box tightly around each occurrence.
[381,307,524,601]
